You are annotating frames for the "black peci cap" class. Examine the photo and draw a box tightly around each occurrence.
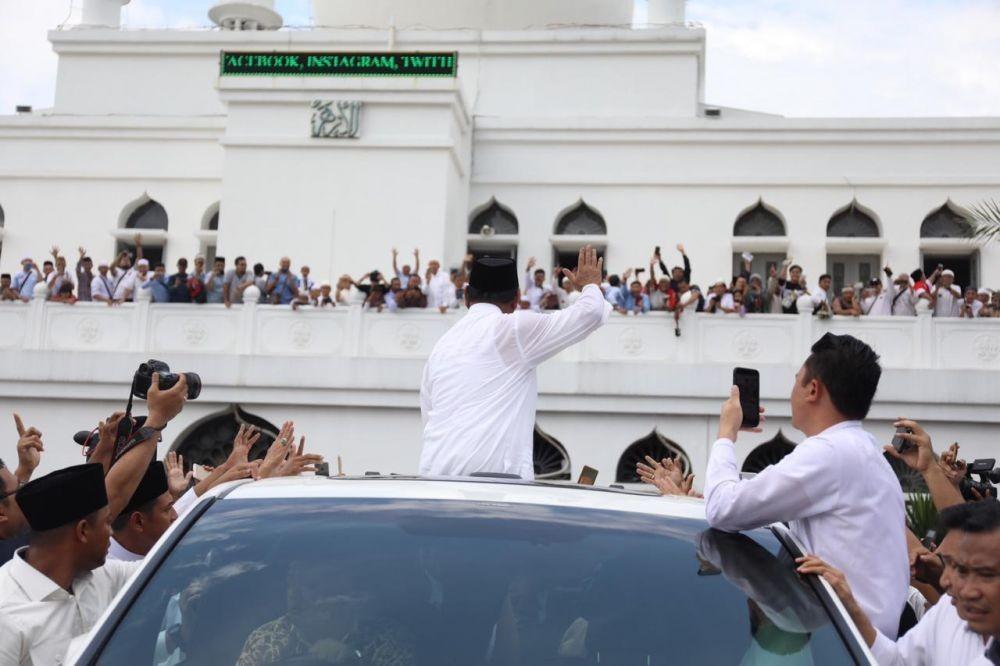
[469,257,518,296]
[119,461,168,518]
[16,463,108,531]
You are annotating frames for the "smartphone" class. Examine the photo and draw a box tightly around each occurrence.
[314,461,330,477]
[733,368,760,429]
[654,246,661,256]
[577,465,598,486]
[891,426,914,452]
[635,267,646,275]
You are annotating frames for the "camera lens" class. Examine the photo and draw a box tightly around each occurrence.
[183,373,202,400]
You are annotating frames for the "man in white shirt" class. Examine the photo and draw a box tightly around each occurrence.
[864,268,896,316]
[522,257,551,311]
[797,500,1000,665]
[108,461,177,562]
[704,332,908,638]
[931,269,962,317]
[424,259,454,312]
[0,375,188,665]
[0,465,143,665]
[420,247,610,479]
[892,273,918,316]
[90,261,119,304]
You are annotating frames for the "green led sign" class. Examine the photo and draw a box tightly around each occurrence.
[220,52,458,77]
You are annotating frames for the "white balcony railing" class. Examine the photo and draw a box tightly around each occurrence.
[1,284,999,371]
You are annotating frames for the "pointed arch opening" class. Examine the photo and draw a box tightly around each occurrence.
[116,194,168,269]
[123,197,168,231]
[555,200,607,236]
[741,430,797,475]
[469,197,518,235]
[171,405,280,471]
[616,430,691,483]
[533,424,570,480]
[827,200,880,238]
[733,199,786,237]
[921,201,972,239]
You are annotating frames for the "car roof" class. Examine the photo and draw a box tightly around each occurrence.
[214,475,708,521]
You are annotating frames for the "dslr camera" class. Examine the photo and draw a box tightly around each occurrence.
[960,458,1000,501]
[75,360,201,461]
[131,359,201,401]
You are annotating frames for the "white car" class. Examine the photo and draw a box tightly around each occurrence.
[72,476,875,664]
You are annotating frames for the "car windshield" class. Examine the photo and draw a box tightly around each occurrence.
[94,497,858,665]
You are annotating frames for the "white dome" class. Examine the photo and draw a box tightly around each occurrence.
[312,0,635,30]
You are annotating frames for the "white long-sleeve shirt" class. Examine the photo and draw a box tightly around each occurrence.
[871,594,996,665]
[107,488,200,562]
[0,548,141,665]
[424,271,453,310]
[420,283,610,479]
[704,420,909,639]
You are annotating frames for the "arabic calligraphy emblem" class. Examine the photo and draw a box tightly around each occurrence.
[310,100,362,139]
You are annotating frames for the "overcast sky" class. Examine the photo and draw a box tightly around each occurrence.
[2,0,998,118]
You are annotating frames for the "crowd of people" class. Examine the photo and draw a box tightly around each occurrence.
[0,372,324,664]
[3,239,998,324]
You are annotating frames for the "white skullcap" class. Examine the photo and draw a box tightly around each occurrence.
[137,259,149,267]
[97,260,110,268]
[942,269,955,277]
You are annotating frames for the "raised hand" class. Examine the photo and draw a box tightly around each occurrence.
[78,246,87,258]
[392,247,398,257]
[560,245,603,290]
[718,385,764,442]
[146,373,189,429]
[676,243,685,255]
[13,413,43,483]
[227,424,260,467]
[259,421,295,478]
[277,436,324,476]
[938,443,966,487]
[883,418,934,473]
[164,451,193,499]
[526,257,536,270]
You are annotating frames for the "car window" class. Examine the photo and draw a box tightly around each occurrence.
[94,498,859,665]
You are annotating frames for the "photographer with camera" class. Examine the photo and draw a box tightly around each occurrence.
[0,371,190,665]
[796,500,1000,665]
[704,334,909,638]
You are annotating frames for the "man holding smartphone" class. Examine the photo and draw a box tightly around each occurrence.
[704,333,909,639]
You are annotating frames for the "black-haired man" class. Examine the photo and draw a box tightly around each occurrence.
[107,461,176,562]
[0,375,188,663]
[701,333,908,638]
[797,500,1000,665]
[420,246,610,479]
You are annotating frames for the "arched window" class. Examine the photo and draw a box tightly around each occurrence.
[126,199,168,230]
[555,200,607,236]
[534,424,570,480]
[208,211,219,231]
[616,430,691,483]
[741,431,797,474]
[172,405,279,470]
[921,202,971,239]
[827,201,879,238]
[469,198,518,235]
[733,200,785,237]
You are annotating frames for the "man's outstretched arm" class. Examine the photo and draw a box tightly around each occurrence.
[513,246,610,367]
[704,387,838,531]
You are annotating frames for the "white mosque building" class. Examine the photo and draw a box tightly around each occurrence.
[0,0,998,488]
